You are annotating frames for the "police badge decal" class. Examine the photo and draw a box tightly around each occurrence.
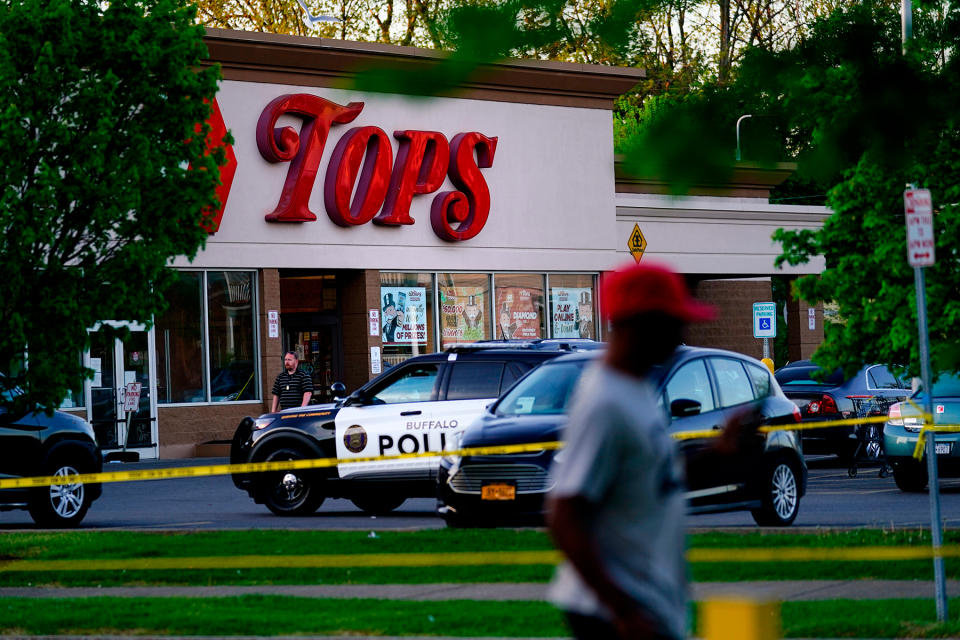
[343,425,368,453]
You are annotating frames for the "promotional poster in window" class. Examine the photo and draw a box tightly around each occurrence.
[380,287,427,346]
[551,287,595,339]
[440,287,488,346]
[495,286,542,339]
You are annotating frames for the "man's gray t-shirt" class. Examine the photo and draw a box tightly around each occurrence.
[547,362,688,639]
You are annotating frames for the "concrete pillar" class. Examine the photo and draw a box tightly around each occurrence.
[786,289,824,362]
[259,268,282,412]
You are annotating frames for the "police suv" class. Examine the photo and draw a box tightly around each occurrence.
[230,340,599,516]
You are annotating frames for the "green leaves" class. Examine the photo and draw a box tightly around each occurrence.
[0,0,223,411]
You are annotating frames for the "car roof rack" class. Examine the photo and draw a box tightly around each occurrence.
[443,339,604,353]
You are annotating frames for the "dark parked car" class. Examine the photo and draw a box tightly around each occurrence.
[437,346,806,527]
[774,360,908,458]
[0,383,103,527]
[884,373,960,492]
[230,340,601,516]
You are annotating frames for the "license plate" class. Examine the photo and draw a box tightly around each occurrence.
[936,442,952,455]
[481,482,516,501]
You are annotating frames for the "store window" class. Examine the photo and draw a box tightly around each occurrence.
[548,274,597,340]
[379,272,435,368]
[156,271,205,404]
[438,272,491,348]
[156,270,259,404]
[207,272,257,401]
[493,274,545,340]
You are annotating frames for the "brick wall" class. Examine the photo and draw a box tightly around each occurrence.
[158,403,257,457]
[340,270,381,393]
[685,279,773,360]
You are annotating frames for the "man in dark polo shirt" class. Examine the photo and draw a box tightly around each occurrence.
[271,351,313,412]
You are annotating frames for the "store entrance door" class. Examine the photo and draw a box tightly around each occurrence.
[88,325,158,461]
[283,316,342,404]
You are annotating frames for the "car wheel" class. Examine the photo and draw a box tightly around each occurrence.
[28,457,92,528]
[351,494,406,515]
[258,447,325,516]
[893,461,928,492]
[751,457,800,527]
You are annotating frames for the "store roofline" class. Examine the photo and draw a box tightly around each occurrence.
[203,28,644,110]
[615,158,798,199]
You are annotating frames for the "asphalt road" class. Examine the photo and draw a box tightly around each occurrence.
[2,456,960,530]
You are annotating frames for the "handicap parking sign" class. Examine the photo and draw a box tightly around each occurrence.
[753,303,776,338]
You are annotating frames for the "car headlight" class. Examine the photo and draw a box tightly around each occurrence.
[253,417,276,430]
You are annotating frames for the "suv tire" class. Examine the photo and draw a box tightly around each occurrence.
[258,447,326,516]
[893,461,928,492]
[350,494,406,515]
[28,454,93,528]
[751,455,800,527]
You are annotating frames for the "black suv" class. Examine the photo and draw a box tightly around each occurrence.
[1,384,103,527]
[438,347,806,527]
[231,340,601,516]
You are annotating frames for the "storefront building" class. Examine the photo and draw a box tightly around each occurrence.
[69,29,829,459]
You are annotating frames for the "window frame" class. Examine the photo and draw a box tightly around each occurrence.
[708,357,756,408]
[662,357,718,418]
[158,269,262,407]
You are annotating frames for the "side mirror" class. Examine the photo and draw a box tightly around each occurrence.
[345,388,371,407]
[670,398,702,418]
[331,381,347,402]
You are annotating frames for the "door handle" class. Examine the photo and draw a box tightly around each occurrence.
[400,410,422,416]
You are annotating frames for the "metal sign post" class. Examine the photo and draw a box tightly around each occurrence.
[753,302,776,360]
[905,186,947,621]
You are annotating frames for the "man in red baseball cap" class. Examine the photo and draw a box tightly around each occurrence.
[546,262,750,640]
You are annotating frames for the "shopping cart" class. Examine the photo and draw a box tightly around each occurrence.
[846,395,893,478]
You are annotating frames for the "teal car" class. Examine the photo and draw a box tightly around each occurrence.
[883,373,960,492]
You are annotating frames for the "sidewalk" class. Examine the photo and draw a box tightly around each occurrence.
[2,579,958,600]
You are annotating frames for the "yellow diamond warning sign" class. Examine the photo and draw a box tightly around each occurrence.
[628,224,646,263]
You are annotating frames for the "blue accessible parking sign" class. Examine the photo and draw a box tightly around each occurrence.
[753,302,776,339]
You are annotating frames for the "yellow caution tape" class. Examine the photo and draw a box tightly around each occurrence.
[0,442,564,490]
[672,414,891,442]
[912,424,960,460]
[0,550,562,572]
[1,545,958,573]
[3,411,937,490]
[688,545,960,563]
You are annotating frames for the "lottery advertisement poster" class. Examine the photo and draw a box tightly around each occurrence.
[551,287,595,339]
[440,286,487,346]
[380,287,427,346]
[495,286,542,339]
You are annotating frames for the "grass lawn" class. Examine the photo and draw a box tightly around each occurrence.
[1,596,960,638]
[0,528,955,586]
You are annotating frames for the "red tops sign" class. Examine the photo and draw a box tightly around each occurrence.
[255,94,498,242]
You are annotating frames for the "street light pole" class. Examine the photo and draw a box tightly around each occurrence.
[902,0,913,53]
[735,114,752,161]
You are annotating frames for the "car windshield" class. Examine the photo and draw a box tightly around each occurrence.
[775,365,845,387]
[495,361,586,417]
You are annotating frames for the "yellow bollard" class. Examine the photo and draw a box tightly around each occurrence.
[760,358,775,374]
[700,598,780,640]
